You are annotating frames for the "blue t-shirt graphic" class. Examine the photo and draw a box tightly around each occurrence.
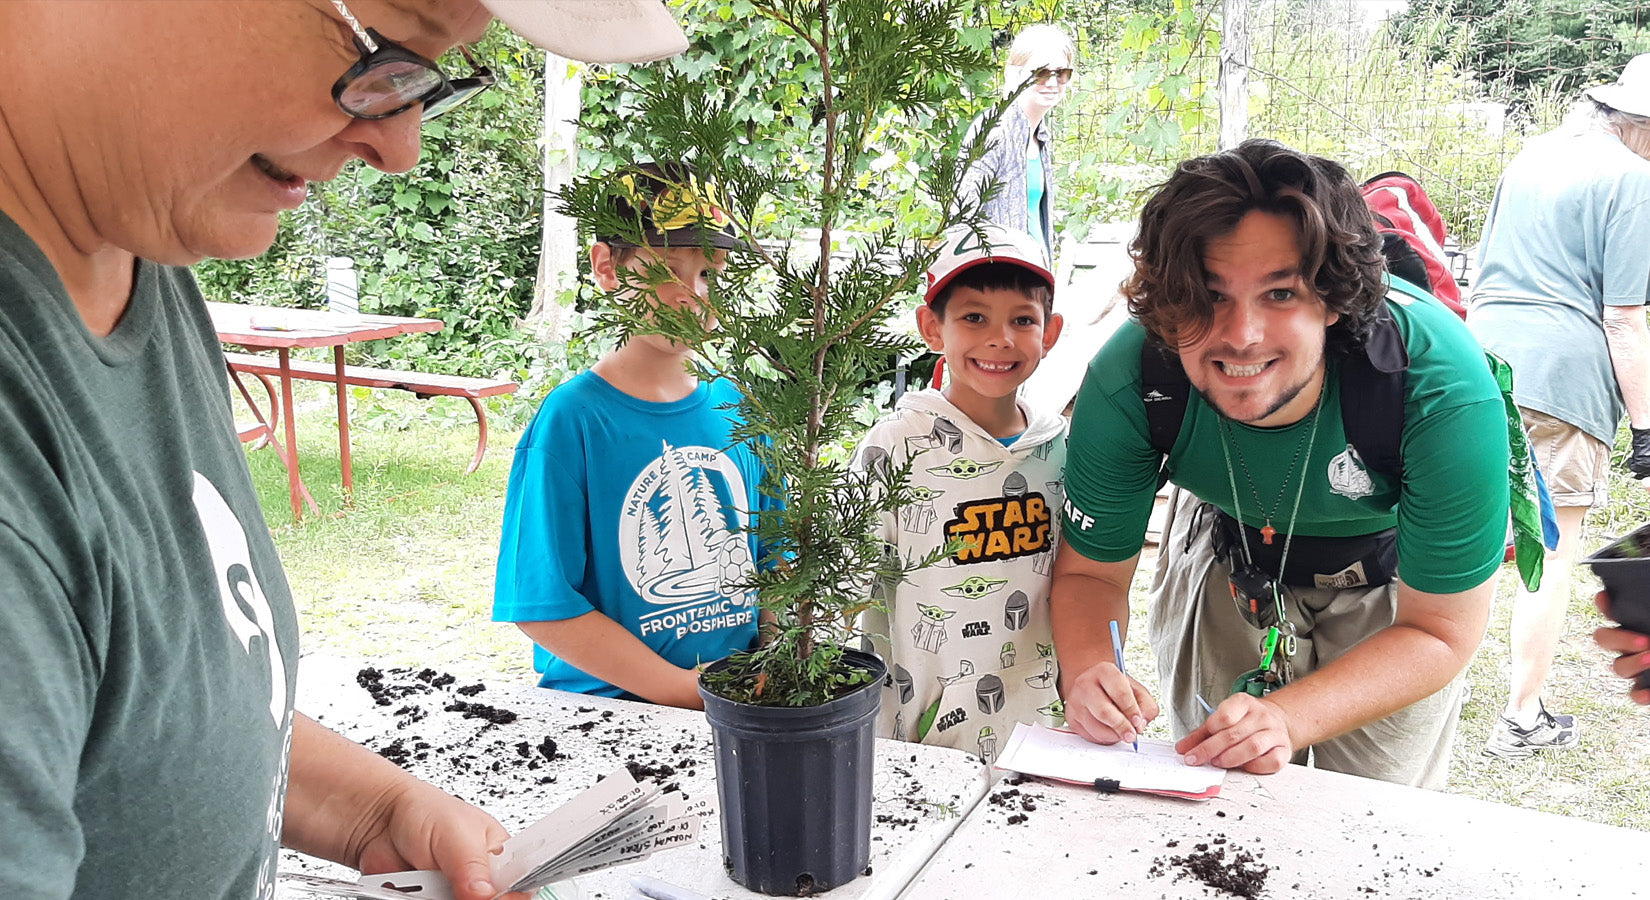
[494,372,767,696]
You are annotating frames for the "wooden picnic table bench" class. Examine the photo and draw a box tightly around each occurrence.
[224,351,518,476]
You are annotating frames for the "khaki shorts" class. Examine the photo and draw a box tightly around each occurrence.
[1145,489,1463,790]
[1520,407,1610,508]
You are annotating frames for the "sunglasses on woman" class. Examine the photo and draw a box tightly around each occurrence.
[328,0,495,121]
[1030,66,1074,86]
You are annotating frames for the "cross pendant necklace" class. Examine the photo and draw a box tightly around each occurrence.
[1221,401,1324,546]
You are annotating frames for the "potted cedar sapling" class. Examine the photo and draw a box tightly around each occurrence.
[558,0,996,894]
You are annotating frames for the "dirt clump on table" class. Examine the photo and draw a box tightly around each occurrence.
[1149,838,1270,899]
[357,666,438,706]
[444,699,519,725]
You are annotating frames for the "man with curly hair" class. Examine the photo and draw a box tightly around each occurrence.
[1050,139,1508,788]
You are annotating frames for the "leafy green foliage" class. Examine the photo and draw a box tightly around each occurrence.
[1394,0,1650,107]
[1055,0,1219,235]
[563,0,993,707]
[194,25,548,400]
[578,0,1057,240]
[1231,6,1527,243]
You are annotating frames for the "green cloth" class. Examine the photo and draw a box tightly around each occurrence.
[0,211,298,899]
[1492,351,1547,591]
[1064,287,1509,596]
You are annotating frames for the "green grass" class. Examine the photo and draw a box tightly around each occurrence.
[255,383,1649,828]
[247,382,535,683]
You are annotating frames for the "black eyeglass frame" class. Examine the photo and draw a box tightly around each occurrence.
[1030,66,1075,86]
[328,0,495,121]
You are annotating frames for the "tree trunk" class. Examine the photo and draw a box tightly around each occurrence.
[1218,0,1251,151]
[529,53,584,338]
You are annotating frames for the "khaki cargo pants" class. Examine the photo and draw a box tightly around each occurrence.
[1145,488,1464,790]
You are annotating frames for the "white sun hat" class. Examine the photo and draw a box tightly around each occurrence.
[480,0,689,64]
[923,224,1055,307]
[1584,54,1650,118]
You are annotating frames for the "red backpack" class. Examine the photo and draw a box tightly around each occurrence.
[1361,171,1466,319]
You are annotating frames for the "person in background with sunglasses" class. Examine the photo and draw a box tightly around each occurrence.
[960,23,1076,266]
[0,3,688,900]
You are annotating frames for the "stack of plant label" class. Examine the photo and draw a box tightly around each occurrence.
[280,767,702,900]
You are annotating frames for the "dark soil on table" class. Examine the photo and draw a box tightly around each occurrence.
[344,666,710,806]
[1150,836,1270,899]
[985,775,1044,827]
[286,665,978,891]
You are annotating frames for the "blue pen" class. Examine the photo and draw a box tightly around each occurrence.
[1109,619,1137,752]
[1196,693,1215,717]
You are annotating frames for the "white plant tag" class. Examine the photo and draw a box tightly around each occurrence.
[353,870,457,900]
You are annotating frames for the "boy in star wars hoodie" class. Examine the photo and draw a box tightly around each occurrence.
[855,225,1068,762]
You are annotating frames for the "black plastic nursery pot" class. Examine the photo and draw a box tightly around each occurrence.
[698,648,886,896]
[1584,523,1650,689]
[1583,522,1650,632]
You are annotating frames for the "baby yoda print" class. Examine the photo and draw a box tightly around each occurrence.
[927,457,1005,480]
[1037,699,1066,723]
[902,486,943,534]
[858,388,1069,758]
[978,725,998,765]
[911,604,957,653]
[941,575,1009,601]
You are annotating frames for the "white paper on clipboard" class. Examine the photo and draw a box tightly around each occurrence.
[994,723,1226,798]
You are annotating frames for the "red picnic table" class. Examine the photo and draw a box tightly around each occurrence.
[210,301,443,521]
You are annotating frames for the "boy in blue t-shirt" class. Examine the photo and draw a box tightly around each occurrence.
[494,164,766,708]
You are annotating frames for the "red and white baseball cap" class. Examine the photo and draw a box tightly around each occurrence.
[923,224,1055,307]
[481,0,689,64]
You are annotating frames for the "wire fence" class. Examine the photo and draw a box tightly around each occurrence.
[1055,0,1650,248]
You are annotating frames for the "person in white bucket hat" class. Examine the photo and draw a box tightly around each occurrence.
[0,3,689,899]
[1585,52,1650,118]
[1470,52,1650,761]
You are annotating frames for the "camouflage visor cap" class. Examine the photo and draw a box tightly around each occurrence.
[600,171,744,251]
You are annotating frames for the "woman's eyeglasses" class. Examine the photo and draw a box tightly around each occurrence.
[328,0,494,121]
[1031,67,1074,86]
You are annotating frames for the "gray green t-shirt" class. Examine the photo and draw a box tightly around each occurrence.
[1063,288,1509,595]
[0,212,298,899]
[1469,127,1650,444]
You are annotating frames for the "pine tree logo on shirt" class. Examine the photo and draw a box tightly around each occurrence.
[620,441,759,611]
[1328,443,1376,500]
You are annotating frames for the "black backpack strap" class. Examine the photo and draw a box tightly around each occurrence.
[1376,230,1435,294]
[1339,298,1409,479]
[1140,336,1189,488]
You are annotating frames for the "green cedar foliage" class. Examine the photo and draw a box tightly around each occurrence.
[560,0,999,707]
